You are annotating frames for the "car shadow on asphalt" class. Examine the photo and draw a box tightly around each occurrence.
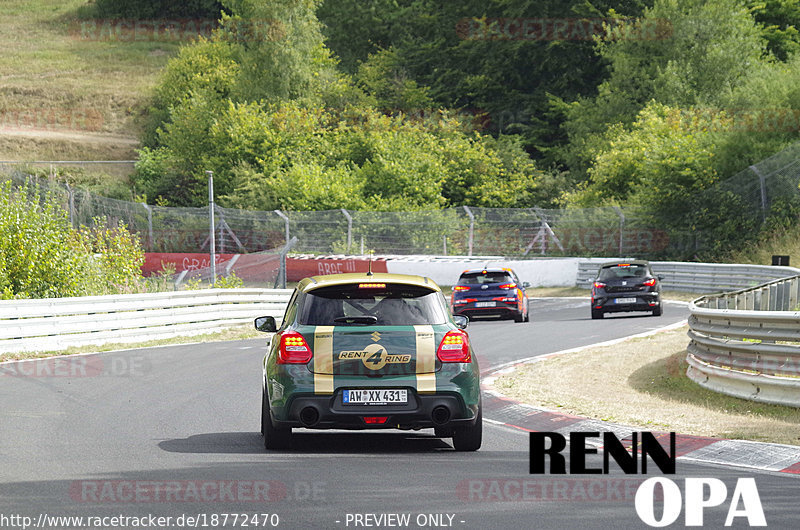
[158,431,453,454]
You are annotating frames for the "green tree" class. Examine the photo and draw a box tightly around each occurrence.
[561,0,768,178]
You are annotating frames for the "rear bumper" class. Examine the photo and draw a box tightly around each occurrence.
[592,293,660,313]
[272,391,480,430]
[452,301,521,318]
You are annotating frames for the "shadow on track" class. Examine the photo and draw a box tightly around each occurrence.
[159,431,453,454]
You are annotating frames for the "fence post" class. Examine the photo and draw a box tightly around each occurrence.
[65,182,75,227]
[341,208,353,253]
[274,210,290,246]
[207,171,216,286]
[613,206,624,256]
[463,205,474,257]
[443,235,447,255]
[141,203,153,251]
[274,236,298,289]
[750,165,768,223]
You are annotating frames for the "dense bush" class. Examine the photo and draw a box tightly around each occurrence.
[0,181,145,299]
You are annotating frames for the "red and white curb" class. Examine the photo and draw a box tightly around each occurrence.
[481,320,800,475]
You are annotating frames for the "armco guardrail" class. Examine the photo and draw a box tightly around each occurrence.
[0,289,292,355]
[687,275,800,407]
[577,261,800,293]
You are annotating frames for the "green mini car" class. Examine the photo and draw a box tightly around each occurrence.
[254,272,482,451]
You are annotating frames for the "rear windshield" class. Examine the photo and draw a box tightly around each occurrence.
[298,283,449,326]
[598,264,649,280]
[458,271,513,284]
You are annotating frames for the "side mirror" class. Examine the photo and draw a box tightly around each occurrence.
[658,276,664,281]
[522,282,531,288]
[453,314,469,329]
[254,316,277,332]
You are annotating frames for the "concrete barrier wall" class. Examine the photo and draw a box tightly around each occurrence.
[384,257,612,287]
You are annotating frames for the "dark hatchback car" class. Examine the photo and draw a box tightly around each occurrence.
[590,261,662,319]
[450,268,530,322]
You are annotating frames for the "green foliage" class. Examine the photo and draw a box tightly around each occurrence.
[747,0,800,60]
[561,0,769,178]
[318,0,650,162]
[355,49,434,113]
[73,219,146,295]
[0,181,145,299]
[568,102,718,209]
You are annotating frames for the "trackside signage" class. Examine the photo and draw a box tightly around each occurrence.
[530,432,767,527]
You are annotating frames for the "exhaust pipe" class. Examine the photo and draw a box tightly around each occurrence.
[299,406,320,427]
[431,405,451,426]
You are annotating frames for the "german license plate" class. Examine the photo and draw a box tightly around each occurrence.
[615,298,637,304]
[343,389,407,405]
[475,301,495,307]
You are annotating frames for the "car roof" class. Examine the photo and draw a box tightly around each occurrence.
[599,260,650,268]
[296,272,441,294]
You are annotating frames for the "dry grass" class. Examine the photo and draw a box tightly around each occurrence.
[494,326,800,446]
[0,0,183,164]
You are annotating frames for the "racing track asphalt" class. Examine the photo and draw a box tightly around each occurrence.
[1,298,798,529]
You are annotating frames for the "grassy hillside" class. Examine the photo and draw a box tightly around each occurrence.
[0,0,186,167]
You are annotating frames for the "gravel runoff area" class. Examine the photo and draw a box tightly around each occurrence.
[493,324,800,447]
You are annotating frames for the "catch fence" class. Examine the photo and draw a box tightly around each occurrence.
[5,140,800,259]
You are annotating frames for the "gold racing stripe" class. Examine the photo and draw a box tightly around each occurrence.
[313,326,335,394]
[414,325,436,393]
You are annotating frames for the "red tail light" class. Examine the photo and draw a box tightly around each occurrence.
[593,281,606,289]
[498,283,517,289]
[363,416,388,424]
[437,330,471,363]
[277,331,312,364]
[453,285,470,291]
[642,278,657,287]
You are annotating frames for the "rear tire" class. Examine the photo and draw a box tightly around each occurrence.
[452,405,482,452]
[262,391,292,450]
[514,311,524,323]
[652,305,662,316]
[591,309,604,319]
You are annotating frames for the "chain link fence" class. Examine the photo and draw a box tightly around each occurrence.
[4,141,800,259]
